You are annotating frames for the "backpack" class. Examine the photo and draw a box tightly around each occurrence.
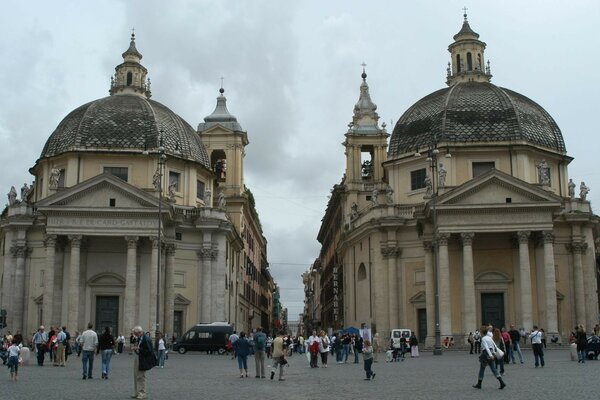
[255,334,266,351]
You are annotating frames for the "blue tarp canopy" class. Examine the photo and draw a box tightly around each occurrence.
[343,326,359,335]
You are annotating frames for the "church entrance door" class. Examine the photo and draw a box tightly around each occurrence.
[96,296,119,335]
[481,293,504,329]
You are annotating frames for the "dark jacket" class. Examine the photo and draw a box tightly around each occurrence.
[234,337,252,357]
[138,334,157,371]
[576,331,587,351]
[99,333,115,351]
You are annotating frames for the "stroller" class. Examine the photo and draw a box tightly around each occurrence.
[586,335,600,360]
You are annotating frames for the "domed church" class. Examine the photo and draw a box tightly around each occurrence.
[314,14,598,345]
[0,34,274,338]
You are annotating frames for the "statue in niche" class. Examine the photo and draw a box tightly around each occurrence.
[204,189,212,205]
[152,167,161,192]
[371,188,378,206]
[7,186,17,206]
[168,182,177,201]
[438,163,447,187]
[350,203,359,220]
[49,168,61,190]
[386,185,394,204]
[218,190,226,209]
[537,160,550,186]
[580,182,590,200]
[568,179,576,198]
[424,176,433,198]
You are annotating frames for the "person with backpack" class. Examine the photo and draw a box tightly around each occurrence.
[254,327,267,378]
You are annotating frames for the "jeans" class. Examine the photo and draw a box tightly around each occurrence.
[532,343,544,367]
[578,349,586,362]
[101,349,113,376]
[81,350,95,377]
[474,341,481,353]
[237,355,248,370]
[511,342,524,363]
[495,358,505,374]
[364,358,373,379]
[158,349,166,367]
[354,348,359,363]
[342,345,349,362]
[478,358,500,380]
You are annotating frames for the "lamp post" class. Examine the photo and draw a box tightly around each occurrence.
[156,134,166,337]
[415,139,450,356]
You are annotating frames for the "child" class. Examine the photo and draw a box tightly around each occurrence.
[362,340,375,380]
[7,340,21,381]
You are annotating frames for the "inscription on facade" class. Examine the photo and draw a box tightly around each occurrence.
[48,216,158,229]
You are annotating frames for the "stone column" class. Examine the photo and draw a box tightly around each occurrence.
[517,231,533,330]
[437,233,451,336]
[123,236,138,334]
[199,246,214,323]
[542,232,558,335]
[43,235,57,327]
[569,241,587,325]
[424,241,436,346]
[461,232,476,336]
[382,245,399,330]
[164,244,176,335]
[11,245,28,332]
[68,235,82,331]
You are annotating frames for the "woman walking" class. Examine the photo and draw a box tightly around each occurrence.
[157,333,167,368]
[6,340,20,381]
[492,328,505,376]
[234,332,252,377]
[576,325,587,363]
[319,331,329,368]
[98,326,115,379]
[362,340,375,380]
[472,326,506,390]
[409,333,419,358]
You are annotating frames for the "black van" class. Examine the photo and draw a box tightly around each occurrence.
[172,322,233,354]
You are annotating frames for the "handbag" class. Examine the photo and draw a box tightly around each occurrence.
[492,342,504,360]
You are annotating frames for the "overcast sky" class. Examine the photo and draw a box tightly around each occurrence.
[1,1,599,319]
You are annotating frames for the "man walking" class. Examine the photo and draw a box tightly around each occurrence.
[530,325,545,368]
[254,327,267,378]
[79,322,98,379]
[508,324,524,364]
[33,326,48,366]
[270,332,287,381]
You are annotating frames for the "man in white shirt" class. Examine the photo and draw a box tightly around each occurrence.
[473,326,506,390]
[529,325,545,368]
[78,322,99,379]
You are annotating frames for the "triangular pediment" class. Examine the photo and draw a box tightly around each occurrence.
[36,173,163,210]
[174,293,191,305]
[436,169,563,207]
[409,290,426,303]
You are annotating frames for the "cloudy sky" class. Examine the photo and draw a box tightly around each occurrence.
[1,1,599,319]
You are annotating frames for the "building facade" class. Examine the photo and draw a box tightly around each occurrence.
[0,34,274,339]
[313,15,598,345]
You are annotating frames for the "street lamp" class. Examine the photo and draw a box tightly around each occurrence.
[156,134,166,338]
[415,139,451,356]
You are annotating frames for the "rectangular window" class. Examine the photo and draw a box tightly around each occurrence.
[410,168,427,191]
[103,166,129,181]
[196,180,205,200]
[472,162,495,178]
[169,171,181,192]
[58,168,66,188]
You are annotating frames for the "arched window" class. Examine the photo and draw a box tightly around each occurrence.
[211,149,227,181]
[467,52,473,71]
[126,72,133,86]
[357,263,367,281]
[456,54,462,72]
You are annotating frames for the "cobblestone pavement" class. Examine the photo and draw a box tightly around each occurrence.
[2,349,599,399]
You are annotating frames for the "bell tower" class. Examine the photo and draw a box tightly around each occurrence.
[109,32,151,98]
[343,67,389,205]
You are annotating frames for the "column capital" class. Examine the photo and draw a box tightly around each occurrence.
[541,231,555,244]
[149,236,160,249]
[381,246,402,258]
[423,241,433,252]
[197,247,218,260]
[44,234,58,247]
[68,235,83,248]
[517,231,531,244]
[124,236,139,249]
[10,245,28,258]
[460,232,474,246]
[165,243,177,256]
[566,241,588,254]
[436,233,450,246]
